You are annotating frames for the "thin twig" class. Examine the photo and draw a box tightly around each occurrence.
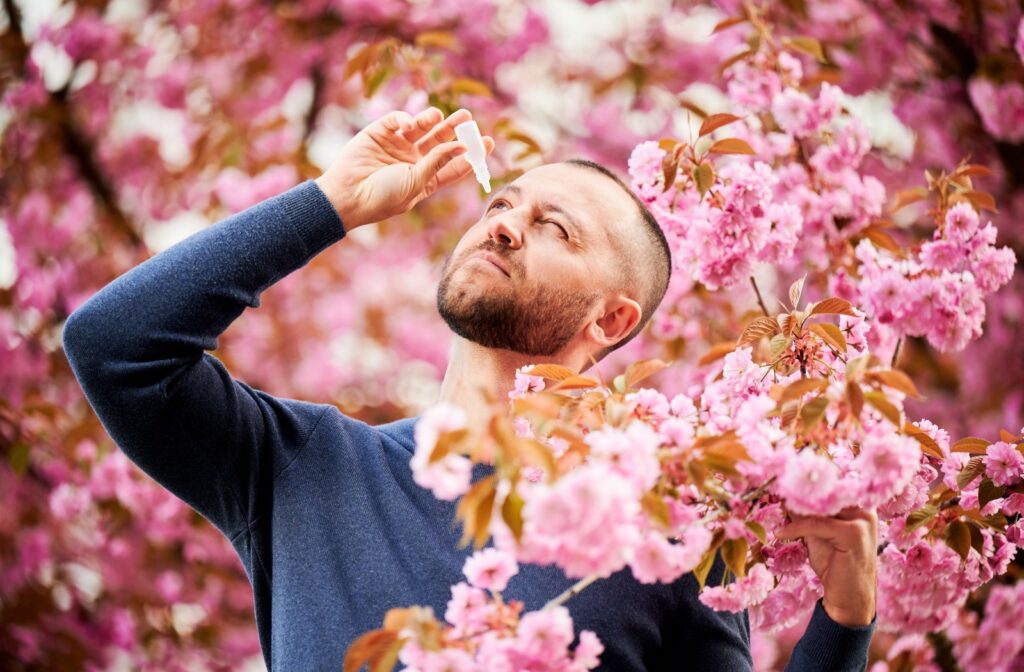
[543,573,600,610]
[891,338,902,368]
[750,276,770,316]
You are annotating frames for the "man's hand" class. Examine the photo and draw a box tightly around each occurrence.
[777,506,878,628]
[315,107,495,231]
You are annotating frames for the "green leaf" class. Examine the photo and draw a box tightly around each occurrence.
[745,521,767,544]
[781,36,827,63]
[693,162,716,197]
[9,441,30,475]
[905,504,937,531]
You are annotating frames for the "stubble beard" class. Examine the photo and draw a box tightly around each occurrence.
[436,244,600,357]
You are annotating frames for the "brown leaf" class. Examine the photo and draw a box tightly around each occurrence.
[951,437,990,455]
[722,537,748,578]
[658,138,678,153]
[978,477,1005,509]
[998,428,1021,443]
[737,316,781,346]
[708,138,756,155]
[344,630,398,672]
[809,297,857,317]
[945,520,971,560]
[957,164,994,178]
[864,391,901,426]
[861,225,901,253]
[518,438,558,480]
[450,77,493,98]
[781,36,827,63]
[746,521,767,544]
[780,378,828,405]
[641,491,671,530]
[800,396,829,432]
[865,369,923,399]
[846,381,864,420]
[625,358,671,389]
[549,375,601,391]
[889,187,928,213]
[962,190,997,213]
[662,150,679,192]
[718,48,754,75]
[525,364,578,381]
[501,490,524,540]
[956,456,985,490]
[699,341,736,366]
[903,423,943,459]
[808,323,847,353]
[456,476,497,547]
[414,30,460,52]
[712,16,747,33]
[699,113,743,137]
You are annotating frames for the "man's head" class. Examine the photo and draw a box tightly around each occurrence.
[436,159,672,368]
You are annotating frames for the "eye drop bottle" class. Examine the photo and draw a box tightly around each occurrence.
[454,120,491,193]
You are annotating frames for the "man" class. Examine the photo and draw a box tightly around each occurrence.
[63,106,877,671]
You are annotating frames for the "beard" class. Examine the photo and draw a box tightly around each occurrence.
[437,241,600,357]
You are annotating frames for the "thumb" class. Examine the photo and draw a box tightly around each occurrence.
[414,140,468,193]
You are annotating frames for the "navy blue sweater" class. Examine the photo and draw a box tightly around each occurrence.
[62,180,875,671]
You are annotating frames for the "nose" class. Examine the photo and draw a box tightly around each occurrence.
[485,211,524,249]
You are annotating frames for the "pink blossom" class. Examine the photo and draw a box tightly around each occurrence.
[412,404,473,500]
[509,366,545,399]
[699,563,775,612]
[776,449,846,516]
[983,441,1024,487]
[463,548,518,592]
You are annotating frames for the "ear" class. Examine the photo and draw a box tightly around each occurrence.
[586,296,642,351]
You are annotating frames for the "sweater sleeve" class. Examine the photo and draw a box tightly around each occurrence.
[62,180,347,539]
[785,599,876,671]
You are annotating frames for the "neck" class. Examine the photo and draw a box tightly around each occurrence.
[437,337,575,425]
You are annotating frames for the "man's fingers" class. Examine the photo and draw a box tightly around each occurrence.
[415,108,472,154]
[397,107,446,144]
[378,110,416,134]
[434,135,495,189]
[777,517,852,543]
[414,140,468,191]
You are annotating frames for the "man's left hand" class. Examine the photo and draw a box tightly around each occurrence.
[776,506,878,627]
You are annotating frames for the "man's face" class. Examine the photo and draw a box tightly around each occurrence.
[437,162,635,357]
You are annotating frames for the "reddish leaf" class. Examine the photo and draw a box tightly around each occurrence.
[699,113,742,137]
[951,437,990,455]
[809,297,857,317]
[737,316,781,346]
[708,138,755,155]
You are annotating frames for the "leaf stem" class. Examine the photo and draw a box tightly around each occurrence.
[750,276,770,317]
[891,338,903,368]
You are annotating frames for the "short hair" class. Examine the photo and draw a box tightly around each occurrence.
[560,158,673,363]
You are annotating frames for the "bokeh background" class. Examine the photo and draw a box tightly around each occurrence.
[1,0,1022,669]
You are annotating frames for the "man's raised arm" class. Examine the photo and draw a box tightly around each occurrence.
[62,107,493,538]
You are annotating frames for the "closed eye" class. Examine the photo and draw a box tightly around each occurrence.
[488,200,570,240]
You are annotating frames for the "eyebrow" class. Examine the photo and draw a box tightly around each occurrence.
[488,184,587,243]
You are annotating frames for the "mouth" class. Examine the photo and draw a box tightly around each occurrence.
[468,250,511,278]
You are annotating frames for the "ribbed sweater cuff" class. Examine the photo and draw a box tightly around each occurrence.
[278,179,346,257]
[793,599,876,670]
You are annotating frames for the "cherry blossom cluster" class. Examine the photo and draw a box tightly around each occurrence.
[394,289,1022,667]
[346,548,603,672]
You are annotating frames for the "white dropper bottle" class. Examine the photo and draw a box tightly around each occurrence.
[454,119,491,193]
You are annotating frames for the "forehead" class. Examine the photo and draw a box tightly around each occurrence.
[497,163,637,245]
